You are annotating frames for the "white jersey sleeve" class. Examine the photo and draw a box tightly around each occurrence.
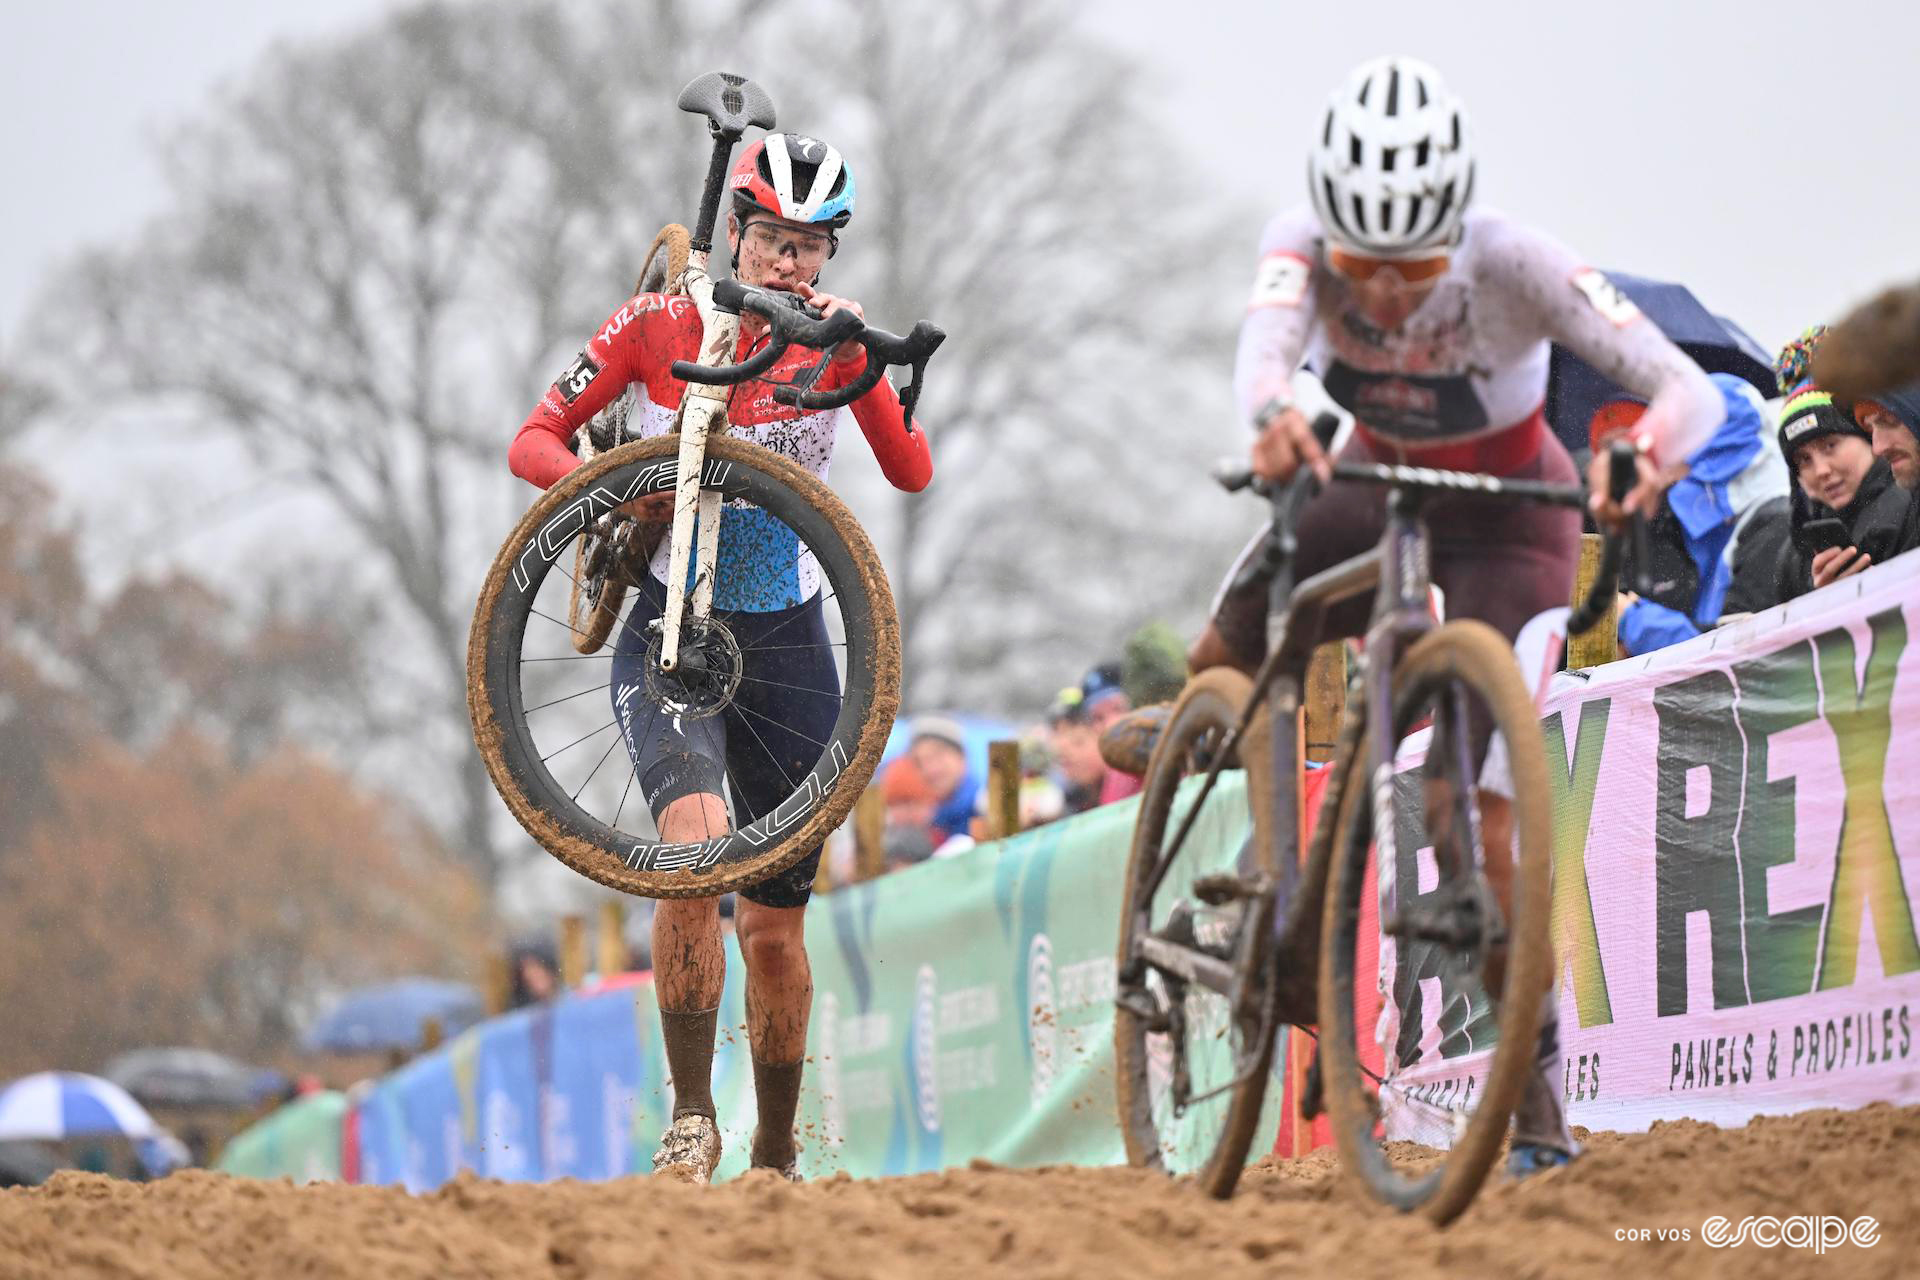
[1472,218,1722,462]
[1233,209,1321,428]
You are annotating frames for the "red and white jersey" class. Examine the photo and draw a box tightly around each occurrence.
[1235,206,1721,465]
[511,290,931,493]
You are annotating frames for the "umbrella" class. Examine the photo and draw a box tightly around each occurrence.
[1546,271,1775,455]
[103,1048,261,1111]
[0,1072,159,1141]
[302,977,485,1054]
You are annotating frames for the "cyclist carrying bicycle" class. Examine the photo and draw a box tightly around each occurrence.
[508,133,931,1182]
[1205,55,1725,1175]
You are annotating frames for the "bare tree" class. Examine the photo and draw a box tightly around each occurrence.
[25,0,1261,892]
[779,0,1257,712]
[24,1,776,884]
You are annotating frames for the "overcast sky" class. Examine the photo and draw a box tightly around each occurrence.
[4,0,1914,355]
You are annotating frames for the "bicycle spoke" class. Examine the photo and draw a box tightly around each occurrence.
[748,586,840,649]
[522,653,619,662]
[734,641,848,654]
[734,671,841,699]
[531,605,604,645]
[525,682,613,715]
[572,729,626,803]
[540,718,621,764]
[733,699,833,753]
[614,697,666,834]
[731,698,801,793]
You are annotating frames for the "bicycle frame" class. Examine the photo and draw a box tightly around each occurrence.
[1131,457,1600,1037]
[657,250,733,673]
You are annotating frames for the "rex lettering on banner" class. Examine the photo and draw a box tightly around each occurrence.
[1365,556,1920,1143]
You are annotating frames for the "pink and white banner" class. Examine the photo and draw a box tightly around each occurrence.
[1302,553,1920,1150]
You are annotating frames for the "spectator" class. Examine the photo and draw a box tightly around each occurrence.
[884,823,937,872]
[1078,663,1146,805]
[1854,382,1920,553]
[509,938,561,1008]
[1774,384,1908,599]
[879,754,937,837]
[908,714,980,844]
[1047,687,1109,815]
[1593,373,1790,654]
[1772,329,1911,599]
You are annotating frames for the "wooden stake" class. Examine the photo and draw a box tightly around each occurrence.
[596,900,626,978]
[986,740,1021,841]
[1567,533,1618,669]
[814,840,836,895]
[419,1016,444,1052]
[559,914,586,989]
[1303,641,1348,764]
[484,952,512,1016]
[853,785,886,882]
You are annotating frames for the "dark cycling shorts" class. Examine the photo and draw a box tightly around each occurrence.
[1211,427,1582,757]
[609,574,842,909]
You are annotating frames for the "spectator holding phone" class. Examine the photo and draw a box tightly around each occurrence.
[1772,330,1910,600]
[1594,374,1790,654]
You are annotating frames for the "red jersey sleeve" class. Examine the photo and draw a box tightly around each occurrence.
[824,350,934,492]
[508,295,671,490]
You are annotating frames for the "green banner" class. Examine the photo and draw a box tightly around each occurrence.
[215,1090,346,1182]
[227,777,1278,1184]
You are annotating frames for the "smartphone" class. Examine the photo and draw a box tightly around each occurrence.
[1802,517,1853,553]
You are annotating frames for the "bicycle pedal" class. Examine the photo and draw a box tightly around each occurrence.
[1114,987,1171,1034]
[1193,873,1264,906]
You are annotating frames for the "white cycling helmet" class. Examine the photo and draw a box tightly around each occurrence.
[1308,55,1475,256]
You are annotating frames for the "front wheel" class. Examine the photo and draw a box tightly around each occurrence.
[1114,667,1284,1198]
[1317,620,1554,1224]
[469,435,899,899]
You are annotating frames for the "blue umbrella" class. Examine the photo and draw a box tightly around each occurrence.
[302,978,484,1054]
[0,1072,160,1141]
[1546,271,1775,455]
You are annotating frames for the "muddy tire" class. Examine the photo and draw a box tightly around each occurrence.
[1114,667,1282,1198]
[1317,620,1553,1224]
[470,434,898,899]
[637,223,692,297]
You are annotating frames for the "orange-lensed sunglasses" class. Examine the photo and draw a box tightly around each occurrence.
[1326,245,1452,285]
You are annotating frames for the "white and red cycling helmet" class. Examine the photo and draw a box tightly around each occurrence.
[1308,55,1475,256]
[729,133,857,230]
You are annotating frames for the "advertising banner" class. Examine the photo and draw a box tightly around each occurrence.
[1315,555,1920,1148]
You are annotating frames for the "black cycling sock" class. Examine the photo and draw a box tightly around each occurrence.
[750,1057,804,1166]
[660,1006,719,1120]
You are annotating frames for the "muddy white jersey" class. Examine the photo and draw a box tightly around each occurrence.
[1235,206,1721,463]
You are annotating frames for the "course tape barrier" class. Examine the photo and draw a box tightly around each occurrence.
[225,790,1277,1186]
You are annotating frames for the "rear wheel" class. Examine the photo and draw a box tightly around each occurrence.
[1114,667,1285,1198]
[1317,620,1553,1223]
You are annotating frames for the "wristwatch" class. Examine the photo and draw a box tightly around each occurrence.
[1252,397,1295,432]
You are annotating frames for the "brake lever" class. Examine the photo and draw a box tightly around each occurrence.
[895,322,945,434]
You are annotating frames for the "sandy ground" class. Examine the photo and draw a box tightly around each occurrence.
[2,1103,1913,1280]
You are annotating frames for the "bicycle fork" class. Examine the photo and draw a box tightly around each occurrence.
[658,255,731,673]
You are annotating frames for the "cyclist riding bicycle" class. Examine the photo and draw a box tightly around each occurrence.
[508,133,931,1182]
[1197,55,1725,1175]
